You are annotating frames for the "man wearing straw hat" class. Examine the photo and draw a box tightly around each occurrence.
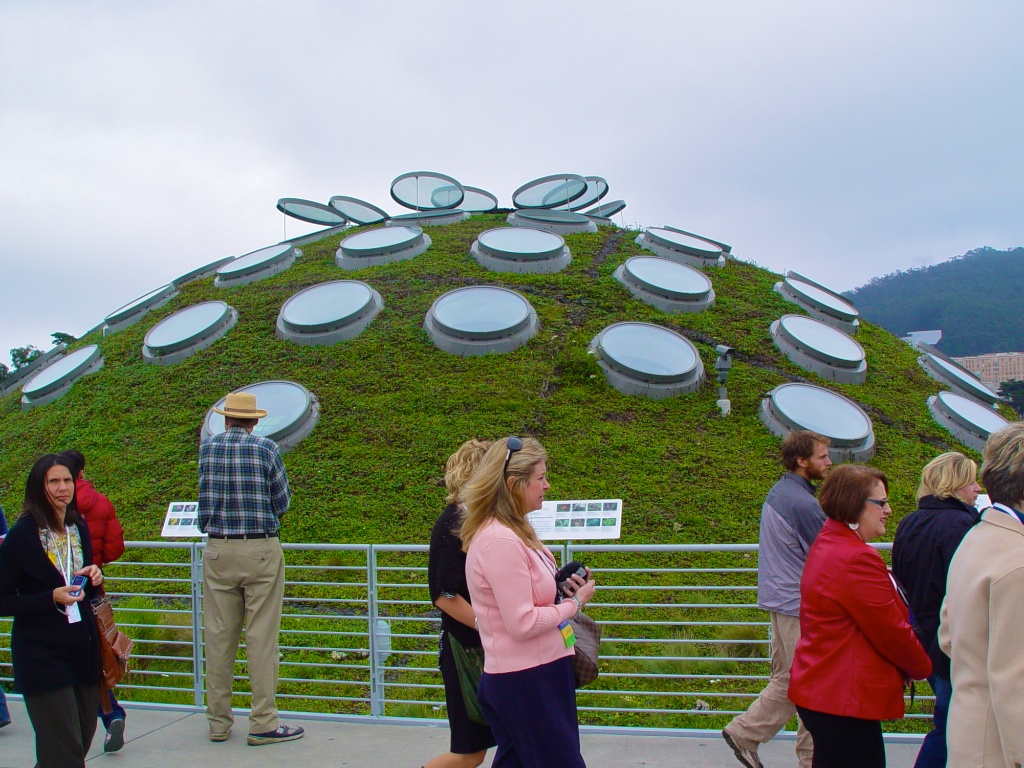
[198,391,303,746]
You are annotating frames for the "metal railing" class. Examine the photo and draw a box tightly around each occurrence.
[0,540,927,736]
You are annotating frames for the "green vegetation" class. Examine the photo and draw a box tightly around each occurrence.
[0,217,1008,544]
[845,246,1024,357]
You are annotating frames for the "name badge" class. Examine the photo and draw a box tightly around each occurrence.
[66,602,82,624]
[559,619,577,648]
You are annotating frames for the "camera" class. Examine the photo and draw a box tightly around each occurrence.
[555,561,588,596]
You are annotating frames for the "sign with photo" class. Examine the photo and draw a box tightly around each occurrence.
[527,499,622,541]
[161,501,205,538]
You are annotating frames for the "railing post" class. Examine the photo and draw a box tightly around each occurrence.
[191,541,205,708]
[367,546,384,717]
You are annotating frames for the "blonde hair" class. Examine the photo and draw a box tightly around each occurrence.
[917,452,979,501]
[444,439,490,505]
[459,437,546,552]
[982,422,1024,507]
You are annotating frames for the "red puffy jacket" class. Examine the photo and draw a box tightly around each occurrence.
[789,519,931,721]
[74,478,125,567]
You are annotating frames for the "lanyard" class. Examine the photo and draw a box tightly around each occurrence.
[51,528,74,586]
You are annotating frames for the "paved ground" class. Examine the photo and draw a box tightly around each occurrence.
[0,699,924,767]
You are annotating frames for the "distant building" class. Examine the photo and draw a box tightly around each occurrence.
[953,352,1024,388]
[903,330,943,346]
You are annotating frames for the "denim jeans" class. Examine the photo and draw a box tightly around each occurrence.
[0,686,10,724]
[98,690,126,730]
[914,675,951,768]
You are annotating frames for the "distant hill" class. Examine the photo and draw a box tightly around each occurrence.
[844,247,1024,357]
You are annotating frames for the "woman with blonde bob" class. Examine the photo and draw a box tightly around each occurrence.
[460,437,596,768]
[425,439,496,768]
[892,452,981,768]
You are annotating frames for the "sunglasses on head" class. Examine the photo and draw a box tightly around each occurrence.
[503,436,523,475]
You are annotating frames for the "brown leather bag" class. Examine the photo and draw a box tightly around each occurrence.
[92,588,133,694]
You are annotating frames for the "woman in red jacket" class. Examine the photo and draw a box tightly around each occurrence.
[788,465,931,768]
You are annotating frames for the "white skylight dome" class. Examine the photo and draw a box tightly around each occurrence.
[328,196,390,225]
[386,210,469,227]
[471,228,572,274]
[460,186,499,213]
[202,380,320,453]
[614,256,715,313]
[174,257,235,288]
[589,322,705,399]
[774,271,860,334]
[918,345,999,406]
[142,301,238,365]
[390,171,465,210]
[336,226,431,270]
[103,284,179,335]
[424,286,539,356]
[635,226,728,268]
[507,209,597,235]
[512,173,588,209]
[21,345,104,409]
[771,314,867,384]
[760,382,876,461]
[215,244,296,288]
[276,280,383,346]
[928,391,1011,452]
[276,198,350,226]
[0,344,67,398]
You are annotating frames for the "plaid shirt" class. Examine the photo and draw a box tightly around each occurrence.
[198,427,290,536]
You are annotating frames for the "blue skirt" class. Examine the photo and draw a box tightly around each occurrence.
[478,655,586,768]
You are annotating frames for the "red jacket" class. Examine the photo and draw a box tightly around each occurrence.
[74,478,125,567]
[789,519,931,721]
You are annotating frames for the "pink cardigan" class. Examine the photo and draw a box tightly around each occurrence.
[465,520,577,673]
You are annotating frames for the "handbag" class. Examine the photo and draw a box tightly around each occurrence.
[570,611,601,688]
[92,587,133,692]
[447,631,488,725]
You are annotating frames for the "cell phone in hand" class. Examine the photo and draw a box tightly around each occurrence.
[69,575,89,596]
[555,561,587,596]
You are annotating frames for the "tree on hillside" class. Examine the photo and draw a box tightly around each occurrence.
[0,362,8,383]
[10,345,42,369]
[1001,380,1024,418]
[51,331,76,346]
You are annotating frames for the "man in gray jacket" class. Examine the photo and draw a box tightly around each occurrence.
[723,431,831,768]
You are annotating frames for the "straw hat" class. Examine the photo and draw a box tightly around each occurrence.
[213,391,268,419]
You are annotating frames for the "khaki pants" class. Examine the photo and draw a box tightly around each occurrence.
[202,537,285,735]
[725,611,812,768]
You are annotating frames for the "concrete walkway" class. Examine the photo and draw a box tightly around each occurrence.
[0,700,923,768]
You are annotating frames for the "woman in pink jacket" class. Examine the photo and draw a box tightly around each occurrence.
[461,437,596,768]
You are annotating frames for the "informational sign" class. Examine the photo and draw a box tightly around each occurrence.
[161,501,205,538]
[527,499,622,541]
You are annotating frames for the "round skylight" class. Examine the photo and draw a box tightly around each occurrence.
[636,227,727,268]
[589,322,705,399]
[281,224,350,247]
[203,380,320,452]
[472,228,571,274]
[336,226,431,269]
[775,272,860,333]
[760,383,876,461]
[215,244,296,288]
[276,198,350,226]
[425,286,539,356]
[174,256,235,288]
[142,301,238,365]
[512,174,588,209]
[614,256,714,314]
[920,352,999,406]
[277,280,383,346]
[0,344,67,398]
[387,210,468,227]
[585,200,626,218]
[390,171,465,210]
[928,391,1011,453]
[21,345,104,409]
[461,186,499,213]
[772,314,867,384]
[556,176,608,211]
[508,209,597,235]
[103,284,179,334]
[328,196,390,225]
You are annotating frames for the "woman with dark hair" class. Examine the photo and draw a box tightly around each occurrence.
[789,464,931,768]
[0,453,105,767]
[424,439,496,768]
[461,437,596,768]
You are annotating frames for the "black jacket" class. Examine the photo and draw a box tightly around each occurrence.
[891,495,980,680]
[0,516,100,695]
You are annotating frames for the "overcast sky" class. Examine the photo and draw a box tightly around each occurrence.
[1,1,1021,367]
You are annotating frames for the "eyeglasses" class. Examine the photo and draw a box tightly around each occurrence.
[503,436,523,476]
[866,497,890,508]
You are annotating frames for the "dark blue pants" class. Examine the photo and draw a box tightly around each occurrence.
[478,656,586,768]
[913,675,951,768]
[98,689,126,729]
[0,686,10,724]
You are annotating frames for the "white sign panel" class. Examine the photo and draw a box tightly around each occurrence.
[161,501,205,538]
[527,499,622,541]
